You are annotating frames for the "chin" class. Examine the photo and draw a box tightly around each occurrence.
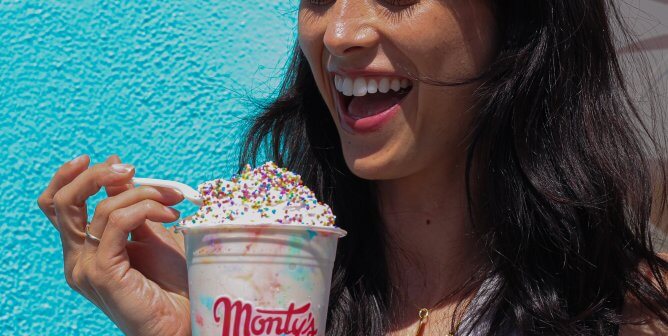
[340,149,405,181]
[347,161,392,180]
[336,126,416,181]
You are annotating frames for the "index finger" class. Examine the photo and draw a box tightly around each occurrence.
[37,154,90,227]
[53,162,135,263]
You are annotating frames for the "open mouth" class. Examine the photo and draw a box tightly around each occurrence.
[334,74,413,131]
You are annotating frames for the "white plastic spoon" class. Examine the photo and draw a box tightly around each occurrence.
[132,177,203,206]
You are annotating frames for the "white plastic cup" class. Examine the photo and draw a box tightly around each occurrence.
[179,223,347,336]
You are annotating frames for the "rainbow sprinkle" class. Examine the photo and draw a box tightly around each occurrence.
[178,162,336,227]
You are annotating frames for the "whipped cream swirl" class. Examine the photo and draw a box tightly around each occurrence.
[178,162,336,227]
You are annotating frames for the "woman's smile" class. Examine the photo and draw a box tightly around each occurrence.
[298,0,497,179]
[329,68,414,133]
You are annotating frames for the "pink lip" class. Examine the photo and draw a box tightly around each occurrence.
[332,82,408,134]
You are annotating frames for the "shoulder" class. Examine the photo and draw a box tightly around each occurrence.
[619,253,668,336]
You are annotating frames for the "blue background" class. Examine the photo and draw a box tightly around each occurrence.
[0,1,298,334]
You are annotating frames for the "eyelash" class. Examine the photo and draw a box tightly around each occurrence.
[383,0,416,5]
[307,0,417,7]
[308,0,333,5]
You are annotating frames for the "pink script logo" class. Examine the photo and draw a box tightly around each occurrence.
[212,296,318,336]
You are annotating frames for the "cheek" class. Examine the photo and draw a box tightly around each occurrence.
[396,4,497,81]
[417,84,477,145]
[297,20,335,108]
[297,13,324,72]
[297,28,318,67]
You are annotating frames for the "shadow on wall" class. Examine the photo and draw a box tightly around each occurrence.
[615,0,668,250]
[619,0,668,54]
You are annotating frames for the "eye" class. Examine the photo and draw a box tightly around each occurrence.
[379,0,419,20]
[307,0,334,5]
[382,0,418,6]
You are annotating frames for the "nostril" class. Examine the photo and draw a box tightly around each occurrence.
[343,45,365,54]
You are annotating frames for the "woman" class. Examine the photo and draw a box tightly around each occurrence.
[37,0,668,335]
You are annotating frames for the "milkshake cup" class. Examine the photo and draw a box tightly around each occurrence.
[176,162,346,336]
[180,223,345,336]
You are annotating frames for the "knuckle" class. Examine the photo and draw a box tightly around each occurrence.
[107,210,128,228]
[94,198,113,218]
[87,264,105,288]
[64,274,77,291]
[36,194,49,210]
[52,191,66,208]
[93,255,107,274]
[65,264,86,291]
[92,162,108,171]
[94,162,116,177]
[71,264,86,288]
[84,163,107,182]
[92,164,109,182]
[142,199,157,211]
[138,186,160,198]
[135,185,152,193]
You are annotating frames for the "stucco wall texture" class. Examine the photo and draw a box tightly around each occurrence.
[2,1,668,335]
[0,1,297,334]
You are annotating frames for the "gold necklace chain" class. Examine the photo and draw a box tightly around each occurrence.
[412,307,463,336]
[406,278,482,336]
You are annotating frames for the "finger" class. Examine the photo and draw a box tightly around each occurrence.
[53,162,135,274]
[130,218,183,247]
[37,154,90,228]
[83,186,183,255]
[126,236,188,296]
[95,200,180,270]
[104,155,134,197]
[105,183,134,198]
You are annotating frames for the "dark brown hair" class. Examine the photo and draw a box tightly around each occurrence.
[240,0,668,334]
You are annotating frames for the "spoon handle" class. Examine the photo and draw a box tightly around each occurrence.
[132,177,203,206]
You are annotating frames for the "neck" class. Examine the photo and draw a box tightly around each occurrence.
[376,155,482,324]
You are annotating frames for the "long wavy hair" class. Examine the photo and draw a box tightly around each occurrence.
[239,0,668,334]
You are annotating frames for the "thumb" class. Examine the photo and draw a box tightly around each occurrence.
[104,155,134,197]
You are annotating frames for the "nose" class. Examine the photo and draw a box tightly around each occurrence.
[323,1,380,57]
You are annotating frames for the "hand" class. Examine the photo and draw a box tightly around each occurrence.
[37,154,191,336]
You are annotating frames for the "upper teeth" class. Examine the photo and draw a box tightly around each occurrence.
[334,75,411,97]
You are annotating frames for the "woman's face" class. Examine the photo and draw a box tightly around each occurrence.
[298,0,498,180]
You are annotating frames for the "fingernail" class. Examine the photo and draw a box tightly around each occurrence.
[111,163,134,174]
[69,154,85,164]
[166,207,180,217]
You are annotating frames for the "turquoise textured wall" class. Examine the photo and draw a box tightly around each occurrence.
[0,1,297,334]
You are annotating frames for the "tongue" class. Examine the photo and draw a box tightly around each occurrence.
[347,92,403,119]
